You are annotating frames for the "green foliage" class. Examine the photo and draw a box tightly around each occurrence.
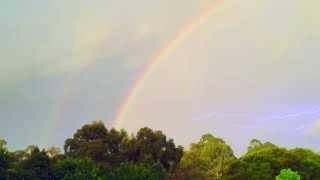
[276,169,301,180]
[241,145,293,179]
[64,121,111,163]
[221,160,248,180]
[2,122,320,180]
[0,139,7,149]
[224,139,320,180]
[54,158,108,180]
[20,147,54,180]
[46,147,61,158]
[64,122,182,174]
[224,141,294,180]
[289,148,320,179]
[0,146,10,180]
[114,163,167,180]
[175,134,236,180]
[130,127,183,172]
[64,121,135,167]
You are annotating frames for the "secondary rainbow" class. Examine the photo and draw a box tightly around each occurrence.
[111,0,224,128]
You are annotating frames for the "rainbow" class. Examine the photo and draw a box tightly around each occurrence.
[111,0,224,128]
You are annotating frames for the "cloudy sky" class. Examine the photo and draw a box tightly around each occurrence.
[1,0,320,155]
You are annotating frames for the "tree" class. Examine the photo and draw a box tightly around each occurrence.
[64,121,108,158]
[11,150,28,162]
[276,169,301,180]
[103,128,130,166]
[176,134,236,180]
[241,143,292,179]
[46,147,61,158]
[0,145,9,180]
[64,121,129,166]
[6,121,320,180]
[222,160,248,180]
[226,140,298,180]
[114,163,167,180]
[64,122,182,175]
[247,139,263,151]
[20,147,54,180]
[289,148,320,179]
[130,127,183,172]
[53,158,108,180]
[0,139,7,149]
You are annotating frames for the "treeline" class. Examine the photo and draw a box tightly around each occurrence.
[0,121,319,179]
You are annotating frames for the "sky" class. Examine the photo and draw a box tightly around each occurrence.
[1,0,320,155]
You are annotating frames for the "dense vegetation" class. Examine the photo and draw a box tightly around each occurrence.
[0,121,319,179]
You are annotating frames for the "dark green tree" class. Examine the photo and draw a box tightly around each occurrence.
[114,163,167,180]
[64,121,129,166]
[0,142,9,180]
[53,158,109,180]
[130,127,183,172]
[222,160,248,180]
[20,147,54,180]
[289,148,320,180]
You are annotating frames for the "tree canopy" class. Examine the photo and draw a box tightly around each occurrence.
[173,134,236,180]
[1,121,320,179]
[276,169,301,180]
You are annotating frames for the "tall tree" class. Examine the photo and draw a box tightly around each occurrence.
[130,127,183,172]
[289,148,320,180]
[176,134,236,180]
[225,139,299,180]
[64,121,129,166]
[241,141,294,180]
[20,147,54,180]
[0,142,9,180]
